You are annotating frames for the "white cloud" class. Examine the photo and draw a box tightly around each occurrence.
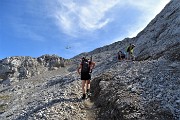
[52,0,170,39]
[47,0,171,46]
[93,0,170,46]
[53,0,120,37]
[78,0,119,30]
[55,14,72,31]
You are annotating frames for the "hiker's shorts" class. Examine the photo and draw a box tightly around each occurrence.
[81,72,91,80]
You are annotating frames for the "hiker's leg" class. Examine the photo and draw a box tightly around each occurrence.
[82,80,86,94]
[86,80,90,91]
[132,55,135,60]
[130,54,133,60]
[128,52,131,60]
[86,80,91,98]
[127,53,129,60]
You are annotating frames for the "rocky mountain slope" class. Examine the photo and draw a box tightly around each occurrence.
[0,54,70,83]
[68,0,180,119]
[0,67,96,120]
[0,0,180,120]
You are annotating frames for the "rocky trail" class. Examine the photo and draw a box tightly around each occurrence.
[0,67,97,120]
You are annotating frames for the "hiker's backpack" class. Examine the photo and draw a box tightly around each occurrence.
[81,59,90,73]
[127,46,130,52]
[118,51,126,59]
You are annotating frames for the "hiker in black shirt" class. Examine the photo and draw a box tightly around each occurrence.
[77,57,95,99]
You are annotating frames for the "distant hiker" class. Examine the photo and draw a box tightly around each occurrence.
[118,50,126,61]
[77,57,95,100]
[126,44,135,60]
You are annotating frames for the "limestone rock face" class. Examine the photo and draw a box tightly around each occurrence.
[134,0,180,61]
[0,55,68,82]
[90,60,180,120]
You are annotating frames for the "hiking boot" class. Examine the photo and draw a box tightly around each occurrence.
[86,92,91,98]
[86,89,90,93]
[81,94,86,100]
[86,89,91,98]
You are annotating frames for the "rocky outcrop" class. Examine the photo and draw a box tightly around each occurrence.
[90,60,180,120]
[0,55,69,83]
[134,0,180,61]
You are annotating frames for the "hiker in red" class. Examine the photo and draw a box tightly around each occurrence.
[117,50,126,61]
[77,57,95,100]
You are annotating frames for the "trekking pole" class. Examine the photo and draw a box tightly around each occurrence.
[90,55,93,73]
[90,55,92,62]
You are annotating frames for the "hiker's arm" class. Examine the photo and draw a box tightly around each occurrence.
[93,62,95,68]
[91,62,95,69]
[88,62,94,73]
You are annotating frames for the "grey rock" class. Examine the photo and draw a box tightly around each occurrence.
[0,55,69,82]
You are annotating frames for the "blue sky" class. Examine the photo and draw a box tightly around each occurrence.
[0,0,170,59]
